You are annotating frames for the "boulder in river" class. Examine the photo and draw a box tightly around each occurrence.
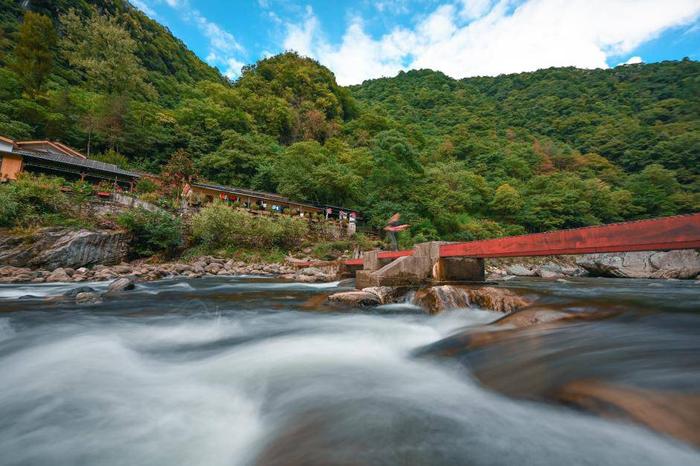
[553,379,700,447]
[414,285,531,314]
[468,287,531,313]
[494,309,572,328]
[362,286,407,304]
[75,292,103,305]
[63,286,97,298]
[414,285,470,314]
[106,277,136,293]
[415,308,621,356]
[328,291,381,306]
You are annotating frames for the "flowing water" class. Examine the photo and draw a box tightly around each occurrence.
[0,276,698,465]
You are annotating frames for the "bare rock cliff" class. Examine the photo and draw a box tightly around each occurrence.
[0,228,128,270]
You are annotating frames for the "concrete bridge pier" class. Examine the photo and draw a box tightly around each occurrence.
[355,242,484,288]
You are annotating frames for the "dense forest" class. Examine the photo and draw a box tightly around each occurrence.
[1,0,698,244]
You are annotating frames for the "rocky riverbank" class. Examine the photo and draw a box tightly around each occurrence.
[0,256,335,284]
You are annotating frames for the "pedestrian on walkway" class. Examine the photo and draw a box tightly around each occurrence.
[384,213,409,251]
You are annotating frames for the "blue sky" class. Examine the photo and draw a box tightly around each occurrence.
[132,0,700,85]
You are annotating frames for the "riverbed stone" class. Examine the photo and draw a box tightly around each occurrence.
[553,380,700,447]
[63,286,97,298]
[414,285,531,314]
[75,291,102,304]
[328,291,381,306]
[299,267,324,276]
[415,285,471,314]
[107,277,136,293]
[46,268,71,282]
[506,264,536,276]
[494,309,571,328]
[362,286,406,304]
[538,269,564,279]
[468,287,530,313]
[112,265,132,274]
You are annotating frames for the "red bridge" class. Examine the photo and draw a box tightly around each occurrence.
[335,213,700,287]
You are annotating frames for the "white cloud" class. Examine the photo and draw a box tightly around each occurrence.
[188,9,244,55]
[130,0,157,17]
[282,6,319,56]
[373,0,410,14]
[282,0,700,85]
[152,0,246,78]
[224,58,246,79]
[282,8,413,85]
[459,0,493,20]
[619,56,643,65]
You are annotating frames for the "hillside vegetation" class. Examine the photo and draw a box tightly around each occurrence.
[0,2,698,246]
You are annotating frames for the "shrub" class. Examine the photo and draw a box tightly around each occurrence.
[313,240,353,260]
[0,174,72,227]
[117,208,182,257]
[0,188,19,227]
[191,203,308,251]
[138,191,160,204]
[92,149,130,169]
[135,177,159,194]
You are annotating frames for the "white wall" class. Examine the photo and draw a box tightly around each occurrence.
[0,141,13,153]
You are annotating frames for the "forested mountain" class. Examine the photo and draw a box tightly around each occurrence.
[1,2,698,244]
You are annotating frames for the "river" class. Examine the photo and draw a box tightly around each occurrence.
[0,276,698,465]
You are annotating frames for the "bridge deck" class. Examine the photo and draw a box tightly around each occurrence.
[440,213,700,258]
[330,213,700,267]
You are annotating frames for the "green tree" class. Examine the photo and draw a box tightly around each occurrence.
[12,12,56,96]
[490,183,523,216]
[60,10,154,97]
[161,149,197,201]
[91,149,130,168]
[197,131,279,188]
[626,164,682,217]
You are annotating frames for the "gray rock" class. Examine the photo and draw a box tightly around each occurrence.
[328,291,381,306]
[75,292,102,304]
[63,286,96,298]
[648,250,700,279]
[362,286,406,304]
[0,228,128,270]
[112,265,132,274]
[299,267,324,276]
[46,268,71,282]
[538,269,564,279]
[204,263,222,274]
[577,250,700,279]
[505,264,536,276]
[294,274,319,283]
[107,277,135,293]
[174,264,192,273]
